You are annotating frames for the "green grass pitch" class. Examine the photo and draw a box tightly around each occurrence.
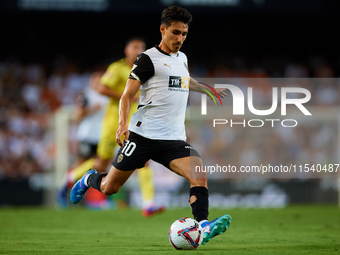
[0,206,339,254]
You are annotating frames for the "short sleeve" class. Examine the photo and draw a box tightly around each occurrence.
[129,53,155,84]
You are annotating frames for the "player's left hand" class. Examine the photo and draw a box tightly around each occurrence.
[116,125,130,147]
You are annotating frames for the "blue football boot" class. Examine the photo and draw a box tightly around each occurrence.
[70,169,96,204]
[201,214,232,245]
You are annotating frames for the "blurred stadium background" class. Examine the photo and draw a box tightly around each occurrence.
[0,0,339,208]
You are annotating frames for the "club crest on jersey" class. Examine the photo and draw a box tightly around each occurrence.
[168,76,189,91]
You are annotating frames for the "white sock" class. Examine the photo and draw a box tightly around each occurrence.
[199,220,208,226]
[83,174,91,187]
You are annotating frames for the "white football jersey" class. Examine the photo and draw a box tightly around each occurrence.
[128,46,190,141]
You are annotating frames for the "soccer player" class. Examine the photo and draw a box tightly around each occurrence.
[57,72,109,208]
[61,38,165,216]
[71,6,231,244]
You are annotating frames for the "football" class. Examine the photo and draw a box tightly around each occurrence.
[169,217,203,250]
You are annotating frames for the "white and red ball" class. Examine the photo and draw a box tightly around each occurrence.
[169,217,203,250]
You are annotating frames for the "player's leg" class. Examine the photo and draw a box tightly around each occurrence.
[137,161,166,217]
[70,157,138,204]
[84,105,124,207]
[71,131,151,204]
[94,166,135,195]
[137,164,155,204]
[70,166,135,204]
[169,155,231,245]
[169,156,208,221]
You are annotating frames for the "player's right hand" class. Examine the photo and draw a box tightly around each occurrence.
[116,125,130,147]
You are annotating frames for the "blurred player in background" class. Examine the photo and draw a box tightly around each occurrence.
[57,72,109,208]
[59,37,165,216]
[71,6,231,245]
[74,72,108,167]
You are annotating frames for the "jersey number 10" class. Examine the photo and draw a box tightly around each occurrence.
[121,140,137,156]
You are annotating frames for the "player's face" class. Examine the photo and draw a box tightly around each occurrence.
[161,22,189,53]
[125,40,146,60]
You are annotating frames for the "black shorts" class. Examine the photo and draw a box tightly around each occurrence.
[112,131,201,171]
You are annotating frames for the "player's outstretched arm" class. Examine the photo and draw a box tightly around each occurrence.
[189,78,228,98]
[95,82,123,100]
[116,78,141,147]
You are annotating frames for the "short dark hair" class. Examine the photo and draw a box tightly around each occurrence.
[161,6,192,27]
[125,36,146,47]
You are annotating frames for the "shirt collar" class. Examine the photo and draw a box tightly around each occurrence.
[155,45,179,57]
